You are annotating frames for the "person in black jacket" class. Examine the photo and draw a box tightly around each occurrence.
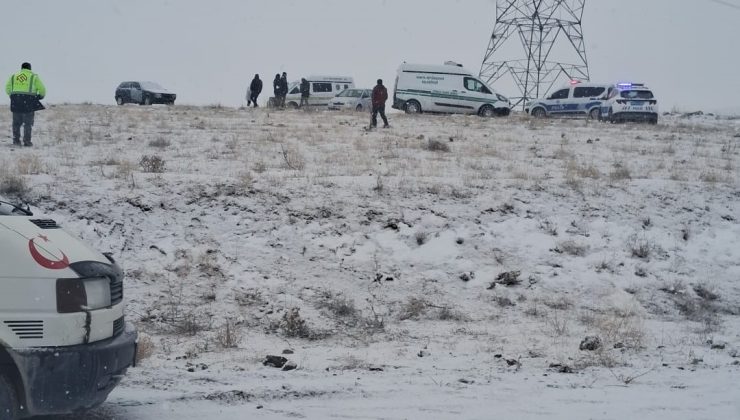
[299,78,310,108]
[279,72,288,108]
[249,74,262,108]
[273,74,281,108]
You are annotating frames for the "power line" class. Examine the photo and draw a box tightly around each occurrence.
[708,0,740,11]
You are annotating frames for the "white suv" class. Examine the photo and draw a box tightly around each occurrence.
[525,82,611,120]
[599,83,658,124]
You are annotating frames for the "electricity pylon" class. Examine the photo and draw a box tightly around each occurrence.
[479,0,590,108]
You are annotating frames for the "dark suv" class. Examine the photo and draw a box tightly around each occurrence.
[115,81,176,105]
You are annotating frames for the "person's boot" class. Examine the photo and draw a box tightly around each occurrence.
[12,139,21,146]
[23,140,33,147]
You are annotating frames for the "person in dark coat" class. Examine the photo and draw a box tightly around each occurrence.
[370,79,389,128]
[279,72,288,108]
[249,74,262,107]
[273,74,281,108]
[299,78,310,108]
[5,62,46,146]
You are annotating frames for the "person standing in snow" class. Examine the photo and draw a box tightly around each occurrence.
[279,72,289,108]
[248,74,262,107]
[272,73,281,108]
[370,79,389,129]
[299,78,310,109]
[5,62,46,147]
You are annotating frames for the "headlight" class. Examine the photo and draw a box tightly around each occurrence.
[56,277,111,313]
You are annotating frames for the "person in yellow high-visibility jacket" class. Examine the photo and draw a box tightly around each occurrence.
[5,62,46,147]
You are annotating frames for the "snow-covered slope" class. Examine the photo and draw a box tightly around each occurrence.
[1,105,739,419]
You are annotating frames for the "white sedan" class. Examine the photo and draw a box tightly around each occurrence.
[328,88,372,112]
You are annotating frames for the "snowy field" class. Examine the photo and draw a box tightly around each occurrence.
[1,104,739,419]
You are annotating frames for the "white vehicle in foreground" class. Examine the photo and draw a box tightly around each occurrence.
[600,83,658,124]
[392,62,511,117]
[525,82,612,120]
[0,200,137,419]
[279,76,354,109]
[328,88,372,112]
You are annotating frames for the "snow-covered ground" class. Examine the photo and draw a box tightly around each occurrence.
[2,105,739,419]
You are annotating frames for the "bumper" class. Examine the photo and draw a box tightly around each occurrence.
[152,95,176,104]
[608,111,658,122]
[12,323,137,416]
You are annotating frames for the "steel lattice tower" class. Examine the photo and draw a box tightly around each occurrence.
[480,0,589,108]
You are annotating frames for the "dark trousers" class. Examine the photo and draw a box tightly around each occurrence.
[250,93,259,107]
[12,112,34,145]
[300,96,309,108]
[371,105,388,127]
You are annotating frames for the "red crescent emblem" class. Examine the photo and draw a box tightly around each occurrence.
[28,235,70,270]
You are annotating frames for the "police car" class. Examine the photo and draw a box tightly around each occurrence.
[525,81,611,120]
[599,83,658,124]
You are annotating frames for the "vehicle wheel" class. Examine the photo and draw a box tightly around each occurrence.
[588,108,600,120]
[479,105,495,118]
[649,117,658,125]
[116,96,124,106]
[531,107,546,118]
[143,96,152,106]
[0,374,19,420]
[607,108,616,123]
[405,100,421,114]
[167,101,175,106]
[288,102,299,109]
[356,104,363,112]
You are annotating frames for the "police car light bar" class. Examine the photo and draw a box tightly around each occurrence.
[617,82,646,88]
[569,80,582,85]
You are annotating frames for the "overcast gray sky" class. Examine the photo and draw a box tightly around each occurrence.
[2,0,739,112]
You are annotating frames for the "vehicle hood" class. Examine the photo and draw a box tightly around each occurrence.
[0,216,109,279]
[143,87,172,94]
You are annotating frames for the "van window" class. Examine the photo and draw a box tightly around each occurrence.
[549,89,569,100]
[313,82,333,93]
[463,77,491,94]
[290,86,300,95]
[574,87,605,98]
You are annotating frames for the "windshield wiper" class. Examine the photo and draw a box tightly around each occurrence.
[0,200,33,216]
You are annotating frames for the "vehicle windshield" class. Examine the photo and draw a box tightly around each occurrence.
[140,82,166,91]
[338,89,362,98]
[620,90,654,99]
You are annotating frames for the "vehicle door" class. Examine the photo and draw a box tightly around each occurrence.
[130,82,143,104]
[360,90,371,110]
[311,82,333,107]
[544,88,570,115]
[462,77,497,114]
[572,86,606,115]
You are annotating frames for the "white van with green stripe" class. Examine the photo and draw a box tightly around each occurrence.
[392,62,511,117]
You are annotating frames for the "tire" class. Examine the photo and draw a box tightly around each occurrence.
[405,100,421,114]
[649,116,658,125]
[143,96,152,106]
[0,374,19,420]
[288,102,299,109]
[116,96,124,106]
[479,105,495,118]
[531,107,546,118]
[356,104,363,112]
[588,108,600,120]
